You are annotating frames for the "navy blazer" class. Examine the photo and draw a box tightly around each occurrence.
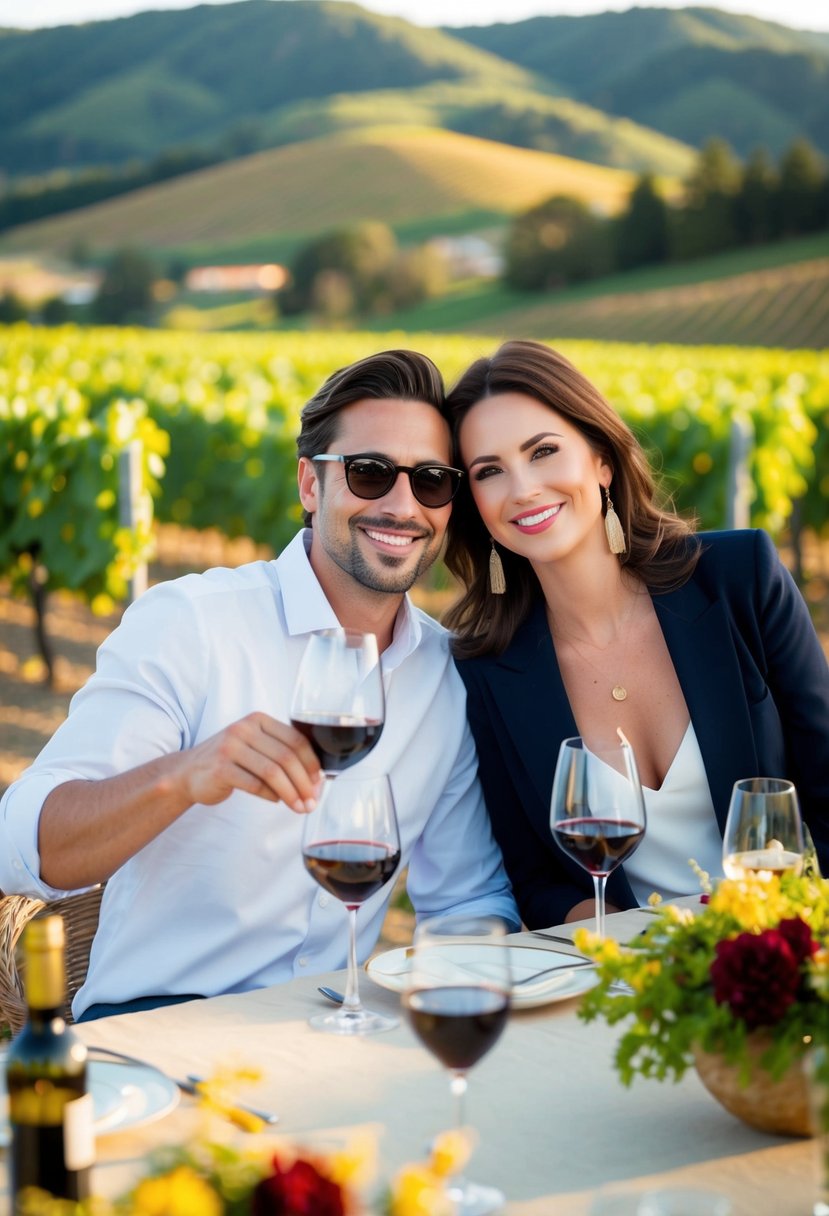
[456,530,829,929]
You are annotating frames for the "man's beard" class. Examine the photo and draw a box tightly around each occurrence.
[334,516,441,595]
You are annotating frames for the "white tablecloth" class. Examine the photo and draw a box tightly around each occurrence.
[3,905,818,1214]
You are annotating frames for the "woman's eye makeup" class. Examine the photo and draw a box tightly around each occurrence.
[470,442,560,481]
[472,464,501,481]
[531,442,560,459]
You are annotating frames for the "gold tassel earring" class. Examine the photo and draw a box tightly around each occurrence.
[604,486,626,555]
[489,539,506,594]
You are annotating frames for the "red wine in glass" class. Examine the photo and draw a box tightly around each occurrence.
[407,986,508,1071]
[302,772,401,1035]
[551,817,645,875]
[290,630,385,778]
[302,839,401,906]
[550,734,646,938]
[404,915,510,1216]
[290,715,383,774]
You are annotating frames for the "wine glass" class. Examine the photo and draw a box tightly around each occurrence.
[302,771,401,1034]
[550,734,647,938]
[290,629,384,778]
[722,777,804,880]
[404,915,511,1216]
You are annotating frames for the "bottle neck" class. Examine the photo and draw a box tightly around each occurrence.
[25,944,66,1014]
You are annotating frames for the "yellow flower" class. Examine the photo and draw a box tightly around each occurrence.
[429,1128,473,1178]
[389,1166,454,1216]
[131,1166,222,1216]
[328,1130,377,1190]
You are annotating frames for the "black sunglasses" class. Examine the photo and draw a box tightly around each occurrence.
[312,453,464,508]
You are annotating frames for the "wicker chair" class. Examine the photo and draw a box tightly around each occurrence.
[0,886,104,1034]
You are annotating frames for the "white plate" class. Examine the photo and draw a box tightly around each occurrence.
[0,1056,180,1145]
[366,944,599,1010]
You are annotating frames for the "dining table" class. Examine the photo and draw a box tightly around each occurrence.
[1,902,819,1215]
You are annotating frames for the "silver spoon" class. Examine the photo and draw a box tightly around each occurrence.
[318,985,346,1004]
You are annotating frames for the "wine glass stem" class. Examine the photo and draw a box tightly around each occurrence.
[449,1070,469,1194]
[343,906,362,1012]
[592,873,607,939]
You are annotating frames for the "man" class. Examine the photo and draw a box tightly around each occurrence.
[0,349,518,1020]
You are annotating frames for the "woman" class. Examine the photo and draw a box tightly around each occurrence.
[443,340,829,928]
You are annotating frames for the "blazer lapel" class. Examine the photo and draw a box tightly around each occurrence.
[655,579,758,829]
[481,601,577,822]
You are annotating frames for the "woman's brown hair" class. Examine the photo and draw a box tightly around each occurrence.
[443,340,701,659]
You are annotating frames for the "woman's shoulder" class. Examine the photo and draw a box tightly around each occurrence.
[692,528,777,576]
[453,599,549,677]
[683,529,793,612]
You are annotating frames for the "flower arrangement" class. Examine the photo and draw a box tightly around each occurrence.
[14,1107,472,1216]
[575,869,829,1087]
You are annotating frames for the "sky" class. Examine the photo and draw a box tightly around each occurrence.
[1,0,828,32]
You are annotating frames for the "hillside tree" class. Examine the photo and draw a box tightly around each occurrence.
[734,147,778,245]
[775,138,827,236]
[672,138,742,260]
[93,247,157,325]
[505,194,613,291]
[614,173,670,269]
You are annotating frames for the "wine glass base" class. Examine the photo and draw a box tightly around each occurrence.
[447,1179,506,1216]
[308,1006,399,1035]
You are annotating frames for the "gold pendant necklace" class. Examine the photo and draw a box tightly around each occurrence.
[548,596,639,703]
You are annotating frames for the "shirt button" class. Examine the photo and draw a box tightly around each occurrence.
[13,861,22,870]
[318,894,329,908]
[298,956,308,967]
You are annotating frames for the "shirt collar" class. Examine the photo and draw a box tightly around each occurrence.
[277,530,423,669]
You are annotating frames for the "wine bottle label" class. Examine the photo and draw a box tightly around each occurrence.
[63,1093,95,1170]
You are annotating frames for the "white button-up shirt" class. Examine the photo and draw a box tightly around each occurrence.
[0,531,518,1017]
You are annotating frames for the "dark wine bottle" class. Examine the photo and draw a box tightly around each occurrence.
[5,915,94,1207]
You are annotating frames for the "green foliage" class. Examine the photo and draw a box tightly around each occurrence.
[93,247,157,325]
[613,174,670,269]
[284,222,448,322]
[777,137,828,236]
[505,195,613,290]
[0,292,28,323]
[502,138,828,303]
[0,381,167,609]
[0,326,825,618]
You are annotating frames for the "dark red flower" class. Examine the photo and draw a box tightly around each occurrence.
[776,916,819,964]
[252,1155,345,1216]
[710,928,802,1028]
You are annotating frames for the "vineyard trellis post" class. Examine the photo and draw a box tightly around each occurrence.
[119,441,148,602]
[725,415,753,531]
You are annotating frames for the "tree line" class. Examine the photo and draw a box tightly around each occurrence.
[505,137,829,291]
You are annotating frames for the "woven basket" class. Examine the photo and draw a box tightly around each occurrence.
[0,887,104,1033]
[693,1036,813,1137]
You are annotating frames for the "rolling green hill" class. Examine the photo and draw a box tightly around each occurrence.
[453,7,829,159]
[0,0,825,190]
[253,82,694,176]
[0,126,636,261]
[0,0,537,173]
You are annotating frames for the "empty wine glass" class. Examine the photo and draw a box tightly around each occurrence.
[550,733,647,938]
[404,915,510,1216]
[722,777,804,880]
[302,771,401,1034]
[290,629,384,779]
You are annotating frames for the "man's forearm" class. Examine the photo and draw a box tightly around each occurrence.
[38,751,193,890]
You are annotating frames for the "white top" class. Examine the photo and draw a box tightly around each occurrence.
[0,530,518,1016]
[624,721,724,905]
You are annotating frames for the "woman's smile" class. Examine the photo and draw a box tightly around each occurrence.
[510,504,563,533]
